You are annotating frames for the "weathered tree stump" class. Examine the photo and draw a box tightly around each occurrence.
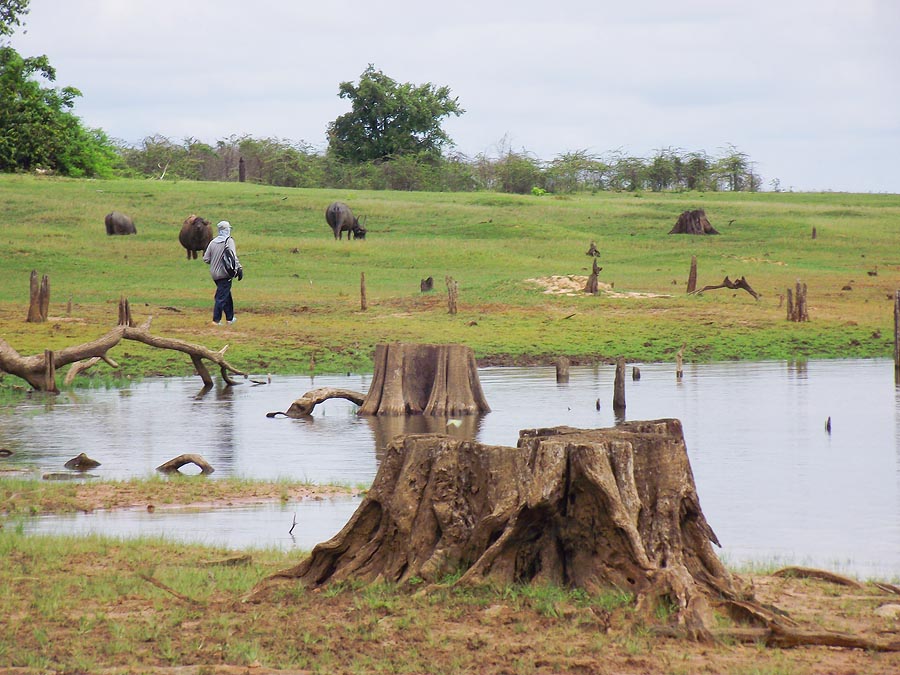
[26,270,50,323]
[686,256,698,293]
[669,209,719,235]
[584,257,602,295]
[64,452,101,470]
[787,280,809,322]
[420,276,434,292]
[359,343,490,416]
[446,276,459,315]
[259,419,744,640]
[555,356,570,383]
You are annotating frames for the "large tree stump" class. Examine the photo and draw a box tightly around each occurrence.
[261,419,744,639]
[669,209,719,235]
[359,343,490,416]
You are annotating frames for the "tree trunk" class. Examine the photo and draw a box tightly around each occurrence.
[261,419,743,640]
[359,343,490,416]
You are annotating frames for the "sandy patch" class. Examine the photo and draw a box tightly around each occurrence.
[526,275,671,299]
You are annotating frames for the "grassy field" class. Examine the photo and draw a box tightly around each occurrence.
[2,522,898,674]
[2,174,899,385]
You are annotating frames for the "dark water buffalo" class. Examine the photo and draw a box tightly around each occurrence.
[325,201,367,240]
[179,215,213,259]
[105,211,136,235]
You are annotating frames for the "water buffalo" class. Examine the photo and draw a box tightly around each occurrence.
[325,201,367,240]
[179,215,213,259]
[105,211,136,235]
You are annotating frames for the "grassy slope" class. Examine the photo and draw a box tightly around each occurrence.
[2,174,899,380]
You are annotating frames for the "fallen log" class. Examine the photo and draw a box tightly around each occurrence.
[0,307,247,392]
[156,453,214,475]
[689,275,760,300]
[771,566,862,588]
[268,387,366,418]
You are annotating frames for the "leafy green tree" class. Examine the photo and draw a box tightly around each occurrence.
[0,1,117,176]
[327,65,464,163]
[0,0,29,40]
[0,46,116,175]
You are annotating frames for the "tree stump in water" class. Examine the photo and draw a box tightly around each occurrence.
[263,418,743,639]
[359,343,490,416]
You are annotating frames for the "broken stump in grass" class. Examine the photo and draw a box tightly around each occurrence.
[359,343,490,416]
[257,419,746,640]
[669,209,719,235]
[156,453,214,475]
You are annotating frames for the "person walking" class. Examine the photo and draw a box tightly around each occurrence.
[203,220,243,325]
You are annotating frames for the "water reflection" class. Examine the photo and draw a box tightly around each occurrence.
[3,359,900,578]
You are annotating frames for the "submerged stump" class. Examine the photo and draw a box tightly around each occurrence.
[260,418,744,639]
[359,343,490,416]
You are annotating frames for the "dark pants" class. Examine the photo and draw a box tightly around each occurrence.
[213,277,234,323]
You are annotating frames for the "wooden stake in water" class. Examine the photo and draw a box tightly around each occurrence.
[676,345,684,380]
[613,356,626,412]
[555,356,570,383]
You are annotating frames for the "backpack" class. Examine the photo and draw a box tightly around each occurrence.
[222,240,240,279]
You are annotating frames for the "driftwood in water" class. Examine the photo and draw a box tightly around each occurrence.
[156,453,214,475]
[64,453,101,470]
[0,301,247,392]
[360,343,490,416]
[26,270,50,323]
[257,419,746,641]
[669,209,719,235]
[269,387,367,419]
[690,275,760,300]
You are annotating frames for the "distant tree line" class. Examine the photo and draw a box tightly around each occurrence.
[1,4,765,193]
[115,135,763,194]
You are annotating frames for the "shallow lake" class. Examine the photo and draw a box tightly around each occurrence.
[5,359,900,579]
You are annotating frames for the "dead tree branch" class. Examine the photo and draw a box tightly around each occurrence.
[689,276,760,300]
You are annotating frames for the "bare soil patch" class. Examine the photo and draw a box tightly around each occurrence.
[527,275,672,298]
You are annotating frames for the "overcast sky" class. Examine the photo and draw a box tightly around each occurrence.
[10,0,900,192]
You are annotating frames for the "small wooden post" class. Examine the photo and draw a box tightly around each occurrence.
[446,276,459,315]
[360,272,367,311]
[632,366,641,381]
[894,291,900,379]
[676,345,684,380]
[44,349,58,393]
[613,356,626,412]
[39,274,50,321]
[812,226,817,239]
[555,356,570,383]
[238,157,246,183]
[686,255,698,293]
[786,287,794,321]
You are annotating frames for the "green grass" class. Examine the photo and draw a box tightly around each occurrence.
[2,175,899,383]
